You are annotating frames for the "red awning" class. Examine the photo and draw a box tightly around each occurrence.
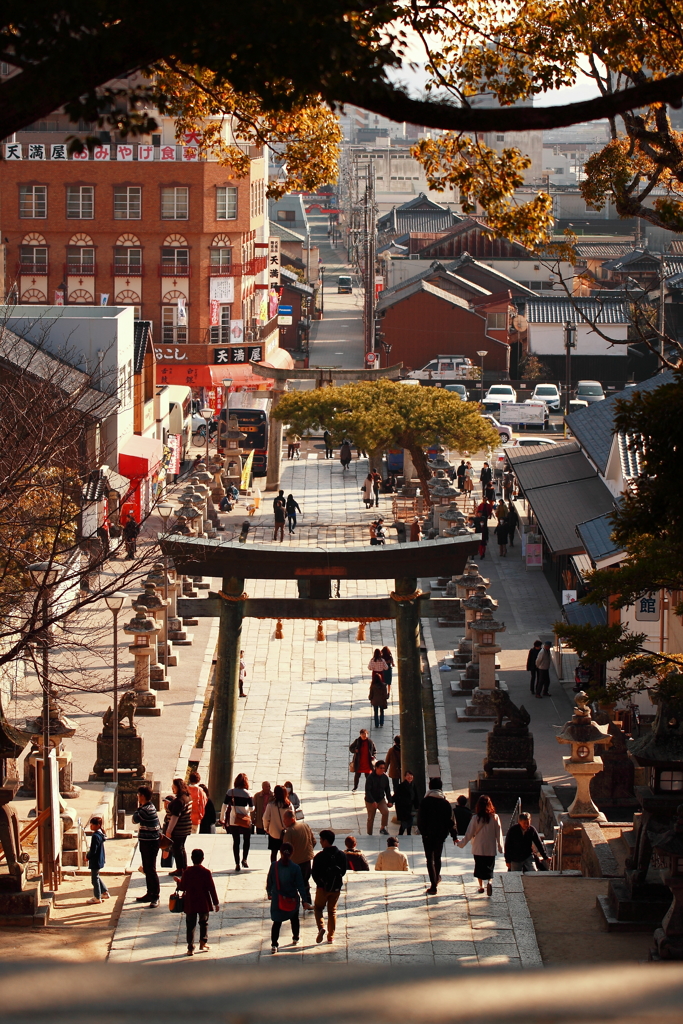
[119,434,164,479]
[156,350,295,390]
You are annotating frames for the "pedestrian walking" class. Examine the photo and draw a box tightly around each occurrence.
[253,781,272,834]
[174,848,220,956]
[535,640,552,697]
[122,512,139,559]
[495,499,508,523]
[364,761,393,835]
[198,783,217,834]
[339,440,352,470]
[369,671,389,728]
[505,812,547,872]
[371,470,382,507]
[453,795,473,838]
[457,795,503,895]
[273,494,286,542]
[456,460,467,492]
[285,494,301,534]
[503,469,514,502]
[471,513,488,559]
[479,462,492,496]
[356,442,368,458]
[417,777,457,895]
[263,784,291,862]
[506,502,519,547]
[463,461,474,498]
[221,773,254,871]
[286,432,301,459]
[494,518,509,556]
[239,649,246,697]
[368,648,388,678]
[266,842,312,953]
[283,780,300,811]
[369,517,386,545]
[394,770,419,835]
[165,778,193,875]
[484,481,496,503]
[188,771,207,833]
[282,808,316,883]
[385,734,401,795]
[526,640,542,695]
[132,784,161,907]
[375,836,409,871]
[86,816,110,904]
[344,835,370,871]
[349,728,376,791]
[361,473,374,508]
[272,489,285,512]
[312,829,347,945]
[323,430,334,459]
[380,646,394,687]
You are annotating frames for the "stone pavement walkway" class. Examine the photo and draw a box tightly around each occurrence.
[110,454,545,966]
[112,834,541,966]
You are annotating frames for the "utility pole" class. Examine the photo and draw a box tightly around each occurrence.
[363,161,376,359]
[564,320,576,424]
[659,251,666,370]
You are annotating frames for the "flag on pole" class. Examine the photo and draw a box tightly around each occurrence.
[240,448,255,491]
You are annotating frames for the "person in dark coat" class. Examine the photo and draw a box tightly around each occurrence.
[369,671,389,728]
[349,729,376,791]
[323,430,334,459]
[479,463,492,496]
[456,460,467,491]
[394,770,419,835]
[339,441,352,470]
[132,785,161,907]
[266,842,312,953]
[285,494,302,534]
[174,847,220,955]
[506,502,519,547]
[417,777,457,895]
[198,783,217,834]
[454,795,473,837]
[364,761,393,835]
[526,641,542,694]
[494,518,509,556]
[122,512,139,559]
[344,835,370,871]
[504,812,547,872]
[312,829,347,944]
[86,816,109,904]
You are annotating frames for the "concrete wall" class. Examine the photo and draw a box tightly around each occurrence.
[528,323,628,357]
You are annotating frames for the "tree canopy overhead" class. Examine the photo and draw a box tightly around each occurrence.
[272,380,500,503]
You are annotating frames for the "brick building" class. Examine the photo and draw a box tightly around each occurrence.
[0,140,276,367]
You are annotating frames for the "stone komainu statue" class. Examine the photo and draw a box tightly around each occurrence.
[490,688,531,730]
[102,690,137,732]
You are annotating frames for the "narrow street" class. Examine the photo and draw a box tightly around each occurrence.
[308,212,365,369]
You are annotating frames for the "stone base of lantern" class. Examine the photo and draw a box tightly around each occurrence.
[134,692,163,716]
[456,681,508,721]
[458,664,501,693]
[469,770,544,811]
[598,878,673,932]
[149,664,170,690]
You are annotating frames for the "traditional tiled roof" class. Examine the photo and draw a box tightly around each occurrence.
[574,242,635,258]
[377,207,460,237]
[268,220,306,243]
[381,261,491,299]
[444,253,537,297]
[524,296,630,324]
[375,278,472,313]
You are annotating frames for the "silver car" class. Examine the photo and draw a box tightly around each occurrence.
[482,413,513,444]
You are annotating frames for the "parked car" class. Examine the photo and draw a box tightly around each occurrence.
[575,380,605,404]
[515,437,559,447]
[531,383,561,410]
[482,413,513,444]
[485,384,517,404]
[444,383,468,400]
[568,399,588,412]
[407,355,473,383]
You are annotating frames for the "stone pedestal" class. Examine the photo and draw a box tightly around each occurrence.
[456,608,506,717]
[556,692,610,821]
[123,610,163,716]
[134,583,171,690]
[469,693,543,809]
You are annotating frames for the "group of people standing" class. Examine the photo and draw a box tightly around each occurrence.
[526,639,553,698]
[470,494,520,560]
[361,470,383,509]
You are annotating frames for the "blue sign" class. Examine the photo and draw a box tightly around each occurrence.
[278,304,293,315]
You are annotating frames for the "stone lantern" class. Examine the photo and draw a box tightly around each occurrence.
[460,609,507,718]
[146,564,183,654]
[122,609,162,716]
[223,418,247,488]
[556,692,611,819]
[174,499,201,536]
[651,804,683,960]
[133,583,170,690]
[24,697,78,799]
[439,504,467,537]
[449,562,490,599]
[427,446,452,474]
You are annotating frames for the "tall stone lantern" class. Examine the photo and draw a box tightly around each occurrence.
[556,692,611,820]
[122,609,163,716]
[133,583,170,690]
[462,609,507,718]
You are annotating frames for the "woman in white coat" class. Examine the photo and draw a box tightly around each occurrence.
[457,795,503,895]
[361,474,374,509]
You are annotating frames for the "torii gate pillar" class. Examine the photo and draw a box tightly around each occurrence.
[392,577,426,797]
[208,576,244,805]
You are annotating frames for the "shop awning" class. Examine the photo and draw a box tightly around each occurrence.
[157,349,294,390]
[119,435,164,480]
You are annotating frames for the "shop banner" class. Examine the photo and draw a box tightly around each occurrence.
[167,434,182,475]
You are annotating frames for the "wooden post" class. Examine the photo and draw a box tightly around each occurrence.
[392,576,426,797]
[266,389,285,492]
[208,576,245,806]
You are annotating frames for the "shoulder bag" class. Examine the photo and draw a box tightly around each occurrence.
[274,863,297,913]
[169,889,184,913]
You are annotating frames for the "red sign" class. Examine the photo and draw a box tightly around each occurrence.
[167,434,182,475]
[210,299,220,326]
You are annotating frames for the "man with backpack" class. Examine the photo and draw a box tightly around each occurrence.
[311,829,347,945]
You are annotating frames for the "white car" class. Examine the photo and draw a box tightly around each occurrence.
[485,384,517,404]
[531,383,561,411]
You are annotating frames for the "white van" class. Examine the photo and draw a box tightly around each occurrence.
[407,355,474,383]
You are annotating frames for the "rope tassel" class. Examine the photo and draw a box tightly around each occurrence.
[275,619,283,639]
[356,620,366,642]
[316,619,325,642]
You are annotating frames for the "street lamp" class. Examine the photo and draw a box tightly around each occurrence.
[157,504,173,680]
[477,350,488,406]
[200,405,213,467]
[320,266,325,316]
[28,560,60,889]
[103,592,127,819]
[220,379,232,451]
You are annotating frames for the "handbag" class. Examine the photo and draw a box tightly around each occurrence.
[295,807,305,821]
[169,889,184,913]
[158,834,173,851]
[274,862,297,913]
[349,759,356,773]
[160,848,174,869]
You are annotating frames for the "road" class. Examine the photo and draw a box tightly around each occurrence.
[307,211,365,370]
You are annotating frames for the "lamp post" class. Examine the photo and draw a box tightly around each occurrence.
[220,378,232,452]
[103,592,127,817]
[477,350,488,406]
[28,560,60,889]
[157,504,173,678]
[200,404,213,467]
[564,321,576,429]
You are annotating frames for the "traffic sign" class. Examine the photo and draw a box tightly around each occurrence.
[366,351,377,364]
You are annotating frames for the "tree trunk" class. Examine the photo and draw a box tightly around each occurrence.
[369,445,384,475]
[407,444,432,508]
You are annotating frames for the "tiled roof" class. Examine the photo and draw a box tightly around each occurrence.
[576,513,623,563]
[669,240,683,254]
[565,370,675,473]
[618,432,643,479]
[381,261,491,300]
[133,320,152,374]
[377,208,460,236]
[524,296,630,324]
[375,278,471,314]
[574,242,635,258]
[602,249,659,272]
[563,601,607,627]
[268,220,306,242]
[444,253,537,297]
[509,444,615,555]
[395,193,449,212]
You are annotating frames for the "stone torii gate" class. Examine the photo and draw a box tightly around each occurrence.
[248,361,404,492]
[163,532,477,804]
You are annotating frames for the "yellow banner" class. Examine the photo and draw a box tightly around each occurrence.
[240,448,255,491]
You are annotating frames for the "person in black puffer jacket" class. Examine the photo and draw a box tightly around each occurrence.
[417,777,457,896]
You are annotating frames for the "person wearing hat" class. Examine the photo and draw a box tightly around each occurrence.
[534,641,553,697]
